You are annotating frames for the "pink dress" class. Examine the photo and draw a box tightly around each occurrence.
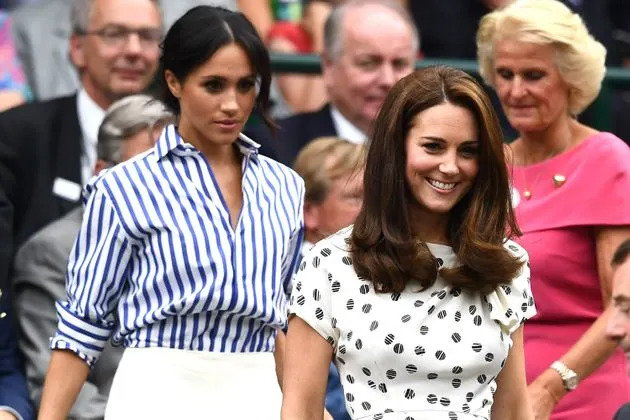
[512,132,630,419]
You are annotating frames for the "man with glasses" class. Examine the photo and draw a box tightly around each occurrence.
[0,2,161,413]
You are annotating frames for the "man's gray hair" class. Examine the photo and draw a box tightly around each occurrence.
[323,0,419,62]
[70,0,162,35]
[97,94,174,164]
[70,0,94,34]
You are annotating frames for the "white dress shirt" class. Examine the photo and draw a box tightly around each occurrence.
[330,106,367,144]
[77,89,106,186]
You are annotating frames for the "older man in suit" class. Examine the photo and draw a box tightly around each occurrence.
[11,95,173,418]
[0,0,161,291]
[247,0,418,166]
[0,1,161,412]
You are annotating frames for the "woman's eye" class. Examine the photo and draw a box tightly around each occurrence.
[204,80,224,92]
[423,143,442,152]
[237,79,256,92]
[460,146,479,157]
[496,69,513,80]
[524,71,545,81]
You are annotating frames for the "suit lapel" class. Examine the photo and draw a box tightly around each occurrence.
[53,95,83,214]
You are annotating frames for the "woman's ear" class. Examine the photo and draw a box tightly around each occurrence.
[164,70,181,99]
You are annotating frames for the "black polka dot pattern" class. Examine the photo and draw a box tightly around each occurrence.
[288,231,536,419]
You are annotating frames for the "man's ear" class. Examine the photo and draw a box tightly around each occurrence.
[304,201,320,233]
[320,51,334,88]
[164,70,182,99]
[69,34,87,69]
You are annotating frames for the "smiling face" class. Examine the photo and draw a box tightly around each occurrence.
[493,40,570,134]
[405,102,480,227]
[166,43,257,149]
[70,0,161,109]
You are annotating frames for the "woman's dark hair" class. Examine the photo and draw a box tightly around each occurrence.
[158,6,273,128]
[351,65,522,294]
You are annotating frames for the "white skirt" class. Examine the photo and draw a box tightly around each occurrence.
[105,347,282,419]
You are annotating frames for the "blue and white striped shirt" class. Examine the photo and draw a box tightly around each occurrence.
[51,125,304,368]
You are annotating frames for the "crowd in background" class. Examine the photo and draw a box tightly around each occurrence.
[0,0,629,419]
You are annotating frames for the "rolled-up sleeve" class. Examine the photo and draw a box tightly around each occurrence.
[50,184,133,368]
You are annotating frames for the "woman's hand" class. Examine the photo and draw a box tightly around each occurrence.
[527,370,562,420]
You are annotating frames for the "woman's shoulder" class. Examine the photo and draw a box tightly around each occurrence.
[579,131,630,161]
[84,149,155,198]
[503,239,528,260]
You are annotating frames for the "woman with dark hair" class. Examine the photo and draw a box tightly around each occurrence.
[282,65,536,420]
[38,6,304,419]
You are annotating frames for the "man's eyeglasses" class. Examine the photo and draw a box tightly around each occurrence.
[78,25,162,48]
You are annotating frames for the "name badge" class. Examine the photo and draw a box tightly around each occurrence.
[52,177,82,202]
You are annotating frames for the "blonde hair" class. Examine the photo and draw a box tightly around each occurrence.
[293,137,366,204]
[477,0,606,115]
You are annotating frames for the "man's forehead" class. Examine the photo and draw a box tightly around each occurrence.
[342,7,413,53]
[90,0,161,27]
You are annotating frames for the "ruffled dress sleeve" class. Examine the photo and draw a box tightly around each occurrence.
[289,241,339,348]
[485,240,537,335]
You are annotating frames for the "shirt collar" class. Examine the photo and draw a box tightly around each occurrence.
[154,124,260,160]
[77,88,106,150]
[329,105,367,144]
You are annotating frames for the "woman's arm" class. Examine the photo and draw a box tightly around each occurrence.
[528,226,630,419]
[492,326,534,419]
[281,316,333,420]
[38,350,90,420]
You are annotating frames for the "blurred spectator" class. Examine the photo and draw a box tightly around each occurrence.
[0,0,161,306]
[247,0,418,165]
[0,291,33,420]
[0,10,27,111]
[606,239,630,420]
[268,0,334,113]
[294,136,364,246]
[12,94,172,418]
[9,0,240,101]
[293,136,365,420]
[477,1,630,419]
[408,0,503,60]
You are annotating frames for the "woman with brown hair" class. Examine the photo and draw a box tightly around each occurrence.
[281,65,536,420]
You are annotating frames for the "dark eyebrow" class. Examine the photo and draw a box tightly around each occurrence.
[613,295,630,304]
[420,137,479,145]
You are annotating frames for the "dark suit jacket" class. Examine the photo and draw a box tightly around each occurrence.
[0,293,34,420]
[245,104,337,166]
[0,94,82,293]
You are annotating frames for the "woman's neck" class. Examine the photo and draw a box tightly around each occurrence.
[178,125,240,167]
[408,204,450,245]
[515,116,576,165]
[514,116,595,166]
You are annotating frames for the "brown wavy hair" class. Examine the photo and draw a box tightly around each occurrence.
[350,65,522,294]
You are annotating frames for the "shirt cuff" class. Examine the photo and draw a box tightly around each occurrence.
[52,301,113,368]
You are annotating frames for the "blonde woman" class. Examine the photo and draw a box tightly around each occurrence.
[477,1,630,419]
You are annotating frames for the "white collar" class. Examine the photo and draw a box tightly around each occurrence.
[77,89,106,184]
[329,105,367,144]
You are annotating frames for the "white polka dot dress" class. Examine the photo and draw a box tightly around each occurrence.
[289,227,536,420]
